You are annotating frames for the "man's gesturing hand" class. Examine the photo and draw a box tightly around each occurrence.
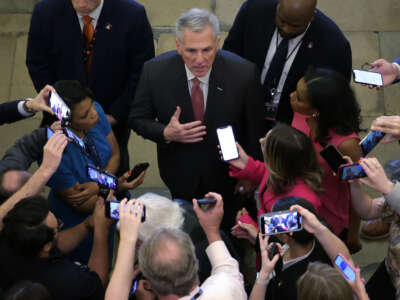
[163,106,206,143]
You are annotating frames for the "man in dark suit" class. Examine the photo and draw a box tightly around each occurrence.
[26,0,155,175]
[223,0,352,126]
[129,9,266,227]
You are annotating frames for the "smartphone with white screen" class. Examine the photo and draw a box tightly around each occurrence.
[353,69,383,86]
[49,91,71,126]
[217,125,239,161]
[334,254,356,281]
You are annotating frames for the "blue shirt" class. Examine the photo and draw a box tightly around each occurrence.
[47,101,112,190]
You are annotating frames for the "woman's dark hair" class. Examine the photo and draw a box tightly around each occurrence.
[304,67,362,143]
[272,196,316,245]
[263,124,324,195]
[1,196,54,258]
[54,80,94,110]
[3,281,51,300]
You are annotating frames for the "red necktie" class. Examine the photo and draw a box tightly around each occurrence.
[191,78,205,121]
[83,16,95,74]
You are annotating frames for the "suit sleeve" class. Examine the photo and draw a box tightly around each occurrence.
[108,6,155,123]
[222,1,248,56]
[0,100,26,126]
[128,62,166,143]
[0,128,46,173]
[341,39,352,83]
[241,64,266,160]
[26,2,56,92]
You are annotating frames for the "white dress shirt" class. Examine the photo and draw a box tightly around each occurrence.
[185,65,211,110]
[76,0,104,31]
[261,28,308,104]
[179,240,247,300]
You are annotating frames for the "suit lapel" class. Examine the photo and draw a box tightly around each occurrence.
[285,26,315,90]
[88,0,112,86]
[170,55,195,123]
[204,51,225,125]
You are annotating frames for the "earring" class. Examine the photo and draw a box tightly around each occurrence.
[312,112,319,119]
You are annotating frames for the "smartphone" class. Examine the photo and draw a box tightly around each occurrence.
[127,162,150,182]
[338,163,367,181]
[64,127,86,151]
[334,254,356,281]
[217,125,239,161]
[319,144,346,173]
[197,198,217,205]
[49,91,71,126]
[105,199,146,222]
[258,210,302,236]
[353,69,383,86]
[87,166,117,190]
[360,130,386,156]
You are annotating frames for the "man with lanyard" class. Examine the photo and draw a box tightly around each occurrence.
[223,0,352,128]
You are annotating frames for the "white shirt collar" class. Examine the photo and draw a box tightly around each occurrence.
[76,0,104,23]
[184,64,212,85]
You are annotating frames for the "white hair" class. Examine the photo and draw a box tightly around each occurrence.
[136,193,185,242]
[176,8,220,42]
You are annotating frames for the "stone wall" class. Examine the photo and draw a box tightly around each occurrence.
[0,0,399,188]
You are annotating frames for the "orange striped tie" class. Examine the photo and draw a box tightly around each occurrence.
[83,16,95,74]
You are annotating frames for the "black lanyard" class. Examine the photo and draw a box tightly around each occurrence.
[83,133,102,168]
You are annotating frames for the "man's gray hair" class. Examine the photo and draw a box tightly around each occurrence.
[176,8,220,42]
[138,227,199,297]
[136,193,185,242]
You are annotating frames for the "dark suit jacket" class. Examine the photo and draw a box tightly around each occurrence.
[0,100,26,126]
[223,0,352,124]
[26,0,155,123]
[128,50,266,200]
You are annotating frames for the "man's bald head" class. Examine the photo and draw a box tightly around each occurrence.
[276,0,317,39]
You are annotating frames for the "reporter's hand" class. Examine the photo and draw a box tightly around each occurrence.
[25,85,55,114]
[93,197,112,231]
[117,170,146,192]
[68,182,100,206]
[163,106,206,143]
[258,233,281,279]
[106,114,117,126]
[193,192,224,243]
[222,142,249,169]
[345,266,369,300]
[40,132,68,175]
[119,198,143,243]
[359,157,394,195]
[231,221,258,245]
[369,58,399,88]
[290,204,324,235]
[50,121,63,132]
[371,115,400,143]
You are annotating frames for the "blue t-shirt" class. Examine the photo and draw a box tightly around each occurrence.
[47,101,112,190]
[46,102,114,264]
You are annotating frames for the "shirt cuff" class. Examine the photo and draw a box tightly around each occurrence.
[17,100,35,117]
[206,240,231,267]
[392,62,400,79]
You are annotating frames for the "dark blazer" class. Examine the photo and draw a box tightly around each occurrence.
[26,0,155,123]
[128,50,266,203]
[223,0,352,124]
[0,100,26,126]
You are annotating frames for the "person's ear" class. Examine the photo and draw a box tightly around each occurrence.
[142,279,153,292]
[39,241,53,258]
